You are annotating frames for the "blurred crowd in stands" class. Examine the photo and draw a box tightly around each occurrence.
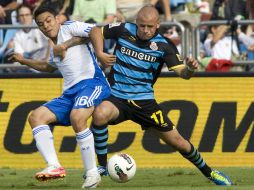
[0,0,254,73]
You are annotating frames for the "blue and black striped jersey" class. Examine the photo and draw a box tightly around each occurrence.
[103,22,184,100]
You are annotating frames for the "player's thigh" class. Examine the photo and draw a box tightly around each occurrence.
[70,107,94,126]
[99,95,133,125]
[92,100,120,125]
[71,79,110,127]
[74,78,111,109]
[133,99,174,131]
[43,95,73,126]
[29,106,57,127]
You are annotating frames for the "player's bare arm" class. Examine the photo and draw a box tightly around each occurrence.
[8,52,56,72]
[53,37,90,59]
[89,27,116,67]
[173,57,199,79]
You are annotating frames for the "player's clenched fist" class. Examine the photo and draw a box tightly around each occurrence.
[186,57,199,71]
[96,52,116,67]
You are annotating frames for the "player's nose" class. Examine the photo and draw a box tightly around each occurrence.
[143,27,149,33]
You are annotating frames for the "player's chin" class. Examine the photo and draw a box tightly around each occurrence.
[46,31,57,38]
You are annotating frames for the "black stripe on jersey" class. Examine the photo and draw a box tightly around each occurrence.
[121,31,138,46]
[113,80,147,86]
[122,37,161,51]
[111,86,153,94]
[114,68,153,83]
[117,57,154,73]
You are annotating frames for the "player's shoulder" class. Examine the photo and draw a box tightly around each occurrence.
[61,20,95,33]
[60,20,76,30]
[105,22,126,31]
[154,33,171,44]
[124,22,136,28]
[103,22,126,37]
[154,33,178,49]
[61,20,94,28]
[117,22,137,36]
[62,20,76,26]
[106,22,135,29]
[108,22,122,28]
[124,22,137,31]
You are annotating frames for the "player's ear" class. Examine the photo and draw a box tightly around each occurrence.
[156,22,160,29]
[55,15,61,24]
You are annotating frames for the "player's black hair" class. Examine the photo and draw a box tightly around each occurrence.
[34,6,58,20]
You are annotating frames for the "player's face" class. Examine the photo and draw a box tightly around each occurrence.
[35,12,60,39]
[136,16,160,40]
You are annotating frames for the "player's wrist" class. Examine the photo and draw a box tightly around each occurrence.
[187,65,195,72]
[60,44,67,50]
[96,51,105,57]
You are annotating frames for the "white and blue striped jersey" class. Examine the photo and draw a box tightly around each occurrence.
[48,21,105,91]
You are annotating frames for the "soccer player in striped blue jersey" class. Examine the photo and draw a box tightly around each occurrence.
[8,6,109,188]
[89,5,233,186]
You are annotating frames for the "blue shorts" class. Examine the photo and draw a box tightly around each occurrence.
[43,78,110,126]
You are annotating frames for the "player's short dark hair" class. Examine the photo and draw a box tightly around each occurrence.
[34,6,57,19]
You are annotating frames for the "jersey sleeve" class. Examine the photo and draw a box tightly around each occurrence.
[102,22,125,39]
[62,21,95,37]
[163,39,184,70]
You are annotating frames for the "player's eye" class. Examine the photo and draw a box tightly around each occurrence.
[37,22,43,27]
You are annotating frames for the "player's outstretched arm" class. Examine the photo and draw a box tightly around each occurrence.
[89,27,116,67]
[173,57,199,79]
[89,27,104,55]
[53,37,90,59]
[8,52,56,73]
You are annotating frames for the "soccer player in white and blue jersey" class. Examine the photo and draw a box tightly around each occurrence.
[8,6,109,189]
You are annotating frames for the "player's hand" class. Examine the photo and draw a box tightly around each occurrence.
[53,44,66,60]
[185,57,199,71]
[7,52,24,64]
[0,6,6,18]
[249,44,254,52]
[97,52,116,67]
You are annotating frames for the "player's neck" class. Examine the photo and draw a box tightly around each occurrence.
[51,37,58,44]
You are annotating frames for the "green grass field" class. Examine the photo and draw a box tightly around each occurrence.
[0,167,253,190]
